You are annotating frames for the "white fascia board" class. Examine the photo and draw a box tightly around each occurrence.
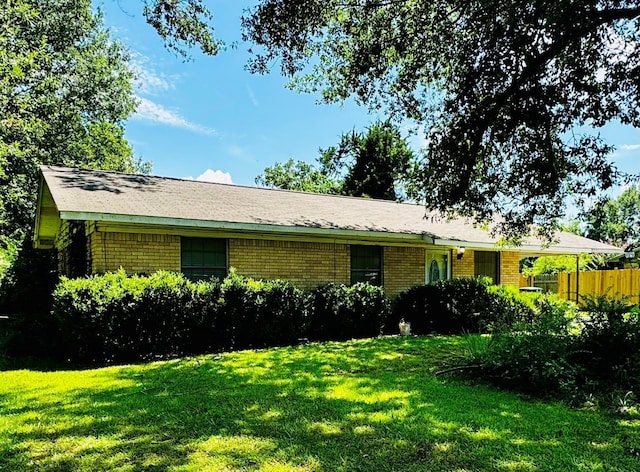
[433,238,624,255]
[59,211,436,244]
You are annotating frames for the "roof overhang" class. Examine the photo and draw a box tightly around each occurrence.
[58,210,436,244]
[53,210,624,255]
[432,239,624,255]
[33,176,61,249]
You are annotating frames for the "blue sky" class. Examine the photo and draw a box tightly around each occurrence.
[100,0,639,195]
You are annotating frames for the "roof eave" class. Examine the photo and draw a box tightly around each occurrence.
[433,238,623,255]
[58,211,437,244]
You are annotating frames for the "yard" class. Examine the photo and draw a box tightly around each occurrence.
[1,336,638,471]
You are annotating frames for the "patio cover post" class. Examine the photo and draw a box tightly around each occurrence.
[575,254,580,304]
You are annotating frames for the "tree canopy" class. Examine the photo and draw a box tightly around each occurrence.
[256,121,414,200]
[0,0,142,243]
[145,0,640,239]
[583,185,640,248]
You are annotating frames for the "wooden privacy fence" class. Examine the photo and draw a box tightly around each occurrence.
[557,269,640,305]
[519,274,558,293]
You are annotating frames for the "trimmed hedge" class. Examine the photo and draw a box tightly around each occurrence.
[219,271,308,350]
[390,277,536,335]
[53,270,222,363]
[308,283,390,341]
[51,270,388,364]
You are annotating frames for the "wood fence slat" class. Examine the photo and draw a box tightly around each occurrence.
[550,269,640,304]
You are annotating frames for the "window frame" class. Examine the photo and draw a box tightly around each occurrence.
[180,237,228,282]
[474,250,500,284]
[350,245,383,286]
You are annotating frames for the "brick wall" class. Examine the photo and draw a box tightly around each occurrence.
[499,251,520,287]
[88,231,180,274]
[451,248,521,286]
[452,248,475,278]
[228,238,350,289]
[55,220,72,275]
[383,246,425,296]
[55,220,91,277]
[83,228,522,291]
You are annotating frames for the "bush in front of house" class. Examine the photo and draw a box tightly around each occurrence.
[474,296,582,396]
[218,270,309,350]
[573,295,640,391]
[53,270,222,363]
[56,269,402,363]
[389,277,536,335]
[307,282,390,341]
[465,294,640,401]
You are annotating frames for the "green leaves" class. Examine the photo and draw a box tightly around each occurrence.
[584,185,640,249]
[256,121,415,201]
[240,0,640,237]
[143,0,221,59]
[0,0,141,242]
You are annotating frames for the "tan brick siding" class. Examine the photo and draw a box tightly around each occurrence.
[451,248,521,286]
[82,228,523,291]
[55,220,72,274]
[452,248,476,278]
[88,231,180,274]
[55,220,91,276]
[383,246,426,296]
[499,251,521,287]
[228,238,350,289]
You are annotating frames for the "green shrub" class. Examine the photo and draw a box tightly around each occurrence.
[0,245,59,359]
[307,283,389,341]
[477,297,581,395]
[466,294,640,401]
[219,270,308,350]
[390,278,535,335]
[52,269,312,363]
[53,271,387,363]
[574,295,640,391]
[52,270,222,363]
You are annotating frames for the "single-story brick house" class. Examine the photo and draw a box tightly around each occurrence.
[34,166,622,296]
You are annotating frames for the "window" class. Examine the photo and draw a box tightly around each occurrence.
[181,237,227,281]
[426,250,450,283]
[474,251,499,284]
[351,245,382,285]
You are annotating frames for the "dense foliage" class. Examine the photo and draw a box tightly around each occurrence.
[0,0,140,243]
[471,295,640,401]
[257,121,415,200]
[41,270,391,364]
[307,282,390,341]
[390,278,535,335]
[584,184,640,257]
[144,0,640,238]
[0,0,145,329]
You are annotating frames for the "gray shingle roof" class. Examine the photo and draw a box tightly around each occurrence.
[37,166,623,254]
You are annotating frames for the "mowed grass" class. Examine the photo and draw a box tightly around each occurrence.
[1,336,639,471]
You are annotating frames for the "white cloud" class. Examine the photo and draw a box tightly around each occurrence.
[185,169,234,184]
[131,53,174,96]
[133,97,217,136]
[247,85,259,107]
[619,144,640,151]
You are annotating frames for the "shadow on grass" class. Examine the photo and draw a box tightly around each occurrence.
[1,336,639,471]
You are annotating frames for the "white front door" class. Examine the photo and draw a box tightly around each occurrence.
[426,250,451,284]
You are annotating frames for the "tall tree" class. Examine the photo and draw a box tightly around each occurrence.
[255,159,341,195]
[321,121,414,200]
[144,0,640,238]
[584,185,640,248]
[256,121,414,200]
[0,0,140,244]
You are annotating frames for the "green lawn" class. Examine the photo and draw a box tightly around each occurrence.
[1,336,638,471]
